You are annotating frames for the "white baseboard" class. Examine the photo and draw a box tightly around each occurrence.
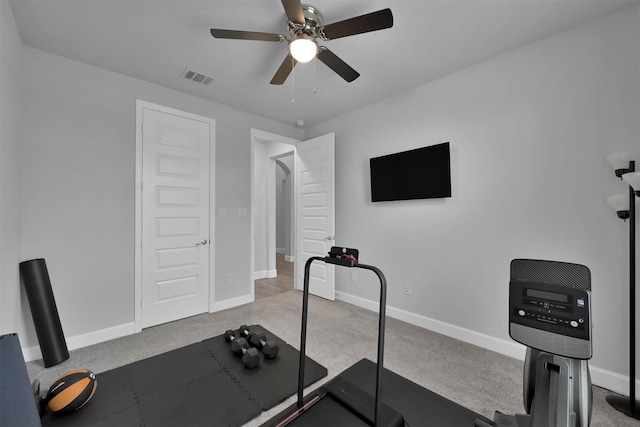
[22,322,135,363]
[21,295,254,363]
[284,255,295,263]
[254,269,278,280]
[211,294,254,312]
[590,365,640,397]
[276,248,286,254]
[22,290,635,397]
[22,294,254,363]
[336,291,526,360]
[335,290,634,395]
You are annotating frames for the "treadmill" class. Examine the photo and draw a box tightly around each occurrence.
[263,247,405,427]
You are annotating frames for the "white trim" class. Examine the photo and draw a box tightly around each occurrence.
[20,289,636,396]
[22,323,135,362]
[590,365,640,397]
[336,291,526,360]
[134,99,216,332]
[211,294,254,313]
[253,269,278,281]
[284,255,295,263]
[335,290,635,395]
[134,102,143,332]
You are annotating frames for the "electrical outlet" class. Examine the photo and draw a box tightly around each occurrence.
[219,208,226,217]
[226,274,232,284]
[351,271,357,282]
[404,283,412,296]
[238,208,247,217]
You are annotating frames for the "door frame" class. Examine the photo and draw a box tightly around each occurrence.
[250,129,299,300]
[134,100,216,332]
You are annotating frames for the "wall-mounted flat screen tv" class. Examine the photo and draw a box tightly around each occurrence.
[370,142,451,202]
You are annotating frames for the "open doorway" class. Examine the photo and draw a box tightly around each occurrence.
[255,157,294,299]
[251,130,298,300]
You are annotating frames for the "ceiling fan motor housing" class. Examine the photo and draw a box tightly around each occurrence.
[288,5,324,40]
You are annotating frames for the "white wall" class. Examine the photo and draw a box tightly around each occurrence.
[308,5,640,393]
[10,41,303,351]
[253,140,268,279]
[0,0,25,338]
[275,155,293,257]
[276,162,286,252]
[280,155,294,259]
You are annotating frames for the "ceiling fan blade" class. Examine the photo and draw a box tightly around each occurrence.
[317,48,360,82]
[320,8,393,40]
[271,54,298,85]
[281,0,305,25]
[210,28,283,42]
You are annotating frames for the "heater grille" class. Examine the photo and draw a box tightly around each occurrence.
[182,68,214,85]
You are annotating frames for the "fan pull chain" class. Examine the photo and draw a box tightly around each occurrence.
[313,57,317,94]
[291,56,295,103]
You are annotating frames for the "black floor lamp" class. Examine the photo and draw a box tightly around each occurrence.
[606,152,640,419]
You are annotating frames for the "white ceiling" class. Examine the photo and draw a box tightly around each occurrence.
[9,0,639,128]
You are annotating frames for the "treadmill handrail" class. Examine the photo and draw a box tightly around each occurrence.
[297,255,388,426]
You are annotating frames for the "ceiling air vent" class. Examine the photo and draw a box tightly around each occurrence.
[182,68,214,85]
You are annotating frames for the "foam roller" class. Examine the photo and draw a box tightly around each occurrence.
[20,258,69,367]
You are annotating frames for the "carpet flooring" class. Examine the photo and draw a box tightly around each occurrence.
[27,289,640,427]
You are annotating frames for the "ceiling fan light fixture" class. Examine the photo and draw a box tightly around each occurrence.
[289,38,318,63]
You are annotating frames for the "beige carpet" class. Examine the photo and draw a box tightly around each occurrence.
[27,290,639,426]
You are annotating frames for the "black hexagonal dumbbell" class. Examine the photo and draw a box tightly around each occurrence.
[224,329,260,369]
[248,332,280,359]
[238,324,252,340]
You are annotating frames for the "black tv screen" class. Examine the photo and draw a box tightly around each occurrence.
[370,142,451,202]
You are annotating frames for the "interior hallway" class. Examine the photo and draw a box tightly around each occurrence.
[255,254,294,300]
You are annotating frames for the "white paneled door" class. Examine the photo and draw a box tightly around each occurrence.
[140,105,212,329]
[295,133,336,301]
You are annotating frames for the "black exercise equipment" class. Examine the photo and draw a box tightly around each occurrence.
[264,246,405,427]
[238,324,252,339]
[19,258,69,367]
[224,330,261,369]
[249,333,280,359]
[238,325,280,359]
[41,326,328,427]
[477,259,593,427]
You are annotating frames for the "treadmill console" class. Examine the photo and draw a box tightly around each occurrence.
[509,280,592,360]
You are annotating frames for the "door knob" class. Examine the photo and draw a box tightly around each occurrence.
[196,239,208,246]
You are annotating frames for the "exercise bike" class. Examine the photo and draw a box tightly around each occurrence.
[477,258,593,427]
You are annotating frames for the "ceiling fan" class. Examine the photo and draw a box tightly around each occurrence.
[210,0,393,85]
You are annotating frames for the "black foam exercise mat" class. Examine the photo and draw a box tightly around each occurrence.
[41,342,259,427]
[201,324,328,410]
[41,325,327,427]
